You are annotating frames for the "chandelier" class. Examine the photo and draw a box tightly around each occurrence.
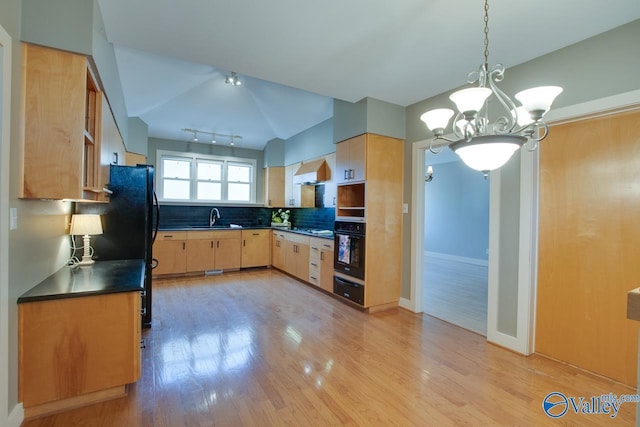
[420,0,562,173]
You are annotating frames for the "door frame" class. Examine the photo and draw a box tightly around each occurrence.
[408,89,640,354]
[0,22,15,426]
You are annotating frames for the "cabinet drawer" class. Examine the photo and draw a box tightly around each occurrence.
[320,240,334,251]
[283,232,309,245]
[186,231,215,240]
[308,267,321,286]
[156,231,187,241]
[211,230,241,239]
[242,229,270,239]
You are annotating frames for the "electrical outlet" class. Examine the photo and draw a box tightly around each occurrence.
[402,203,409,214]
[10,208,17,230]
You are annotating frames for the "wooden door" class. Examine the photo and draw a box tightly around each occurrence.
[272,233,285,269]
[241,230,270,268]
[320,242,334,292]
[295,243,310,280]
[348,134,367,182]
[215,237,241,270]
[152,240,186,275]
[335,140,351,184]
[536,110,640,386]
[186,239,215,272]
[264,167,285,207]
[284,240,297,275]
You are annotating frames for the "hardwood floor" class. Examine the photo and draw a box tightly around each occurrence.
[422,255,488,336]
[24,269,636,426]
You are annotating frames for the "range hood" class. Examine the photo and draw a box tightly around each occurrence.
[293,159,328,185]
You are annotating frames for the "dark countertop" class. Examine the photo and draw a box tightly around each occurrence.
[158,226,334,239]
[18,259,145,304]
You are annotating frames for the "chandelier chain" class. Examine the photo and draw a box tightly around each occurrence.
[483,0,490,69]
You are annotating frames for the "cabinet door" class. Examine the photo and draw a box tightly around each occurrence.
[295,243,310,280]
[348,135,367,182]
[272,234,283,269]
[320,243,335,293]
[264,167,285,207]
[215,238,241,270]
[241,230,271,268]
[335,141,351,184]
[323,152,337,207]
[20,44,87,199]
[186,239,215,272]
[153,240,186,275]
[284,240,297,275]
[19,292,141,408]
[284,163,302,207]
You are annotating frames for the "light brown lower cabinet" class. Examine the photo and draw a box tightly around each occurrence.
[153,230,241,275]
[272,231,286,270]
[309,237,334,292]
[153,232,187,275]
[241,229,271,268]
[284,233,310,280]
[19,291,141,419]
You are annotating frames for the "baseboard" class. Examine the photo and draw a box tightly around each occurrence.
[424,251,489,267]
[7,403,24,427]
[399,297,417,313]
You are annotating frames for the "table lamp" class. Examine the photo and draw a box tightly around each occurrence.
[69,214,103,266]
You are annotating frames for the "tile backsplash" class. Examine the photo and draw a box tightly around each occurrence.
[158,205,335,230]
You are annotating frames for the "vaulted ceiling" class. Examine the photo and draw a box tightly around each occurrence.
[97,0,640,150]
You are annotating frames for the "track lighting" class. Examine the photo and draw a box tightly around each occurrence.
[182,128,242,146]
[225,72,242,86]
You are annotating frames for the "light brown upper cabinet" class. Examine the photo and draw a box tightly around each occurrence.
[263,166,285,207]
[336,134,366,183]
[20,43,122,201]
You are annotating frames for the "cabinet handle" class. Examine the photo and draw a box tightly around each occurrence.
[320,252,324,261]
[217,241,220,248]
[344,169,349,180]
[333,196,336,206]
[310,276,317,281]
[243,240,246,247]
[140,339,146,349]
[349,169,355,179]
[211,241,213,248]
[311,262,318,268]
[140,290,146,297]
[268,199,271,205]
[252,233,260,236]
[140,307,147,316]
[164,235,173,238]
[182,242,186,250]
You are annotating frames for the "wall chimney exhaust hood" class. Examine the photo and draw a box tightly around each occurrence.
[294,159,328,185]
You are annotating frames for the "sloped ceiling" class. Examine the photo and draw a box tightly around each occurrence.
[97,0,640,150]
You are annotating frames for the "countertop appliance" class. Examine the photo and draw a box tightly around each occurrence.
[75,164,159,328]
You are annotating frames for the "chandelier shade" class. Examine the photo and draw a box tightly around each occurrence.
[514,86,563,116]
[420,108,455,132]
[450,135,525,172]
[420,0,562,174]
[449,87,492,116]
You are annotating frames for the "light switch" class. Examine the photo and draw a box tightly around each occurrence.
[402,203,409,214]
[10,207,17,230]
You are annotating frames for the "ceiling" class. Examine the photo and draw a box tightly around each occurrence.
[97,0,640,150]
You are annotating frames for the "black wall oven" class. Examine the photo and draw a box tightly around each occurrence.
[334,221,365,280]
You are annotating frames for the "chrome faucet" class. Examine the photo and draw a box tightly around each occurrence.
[209,208,220,227]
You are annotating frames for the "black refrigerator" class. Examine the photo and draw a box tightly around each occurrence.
[75,164,159,328]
